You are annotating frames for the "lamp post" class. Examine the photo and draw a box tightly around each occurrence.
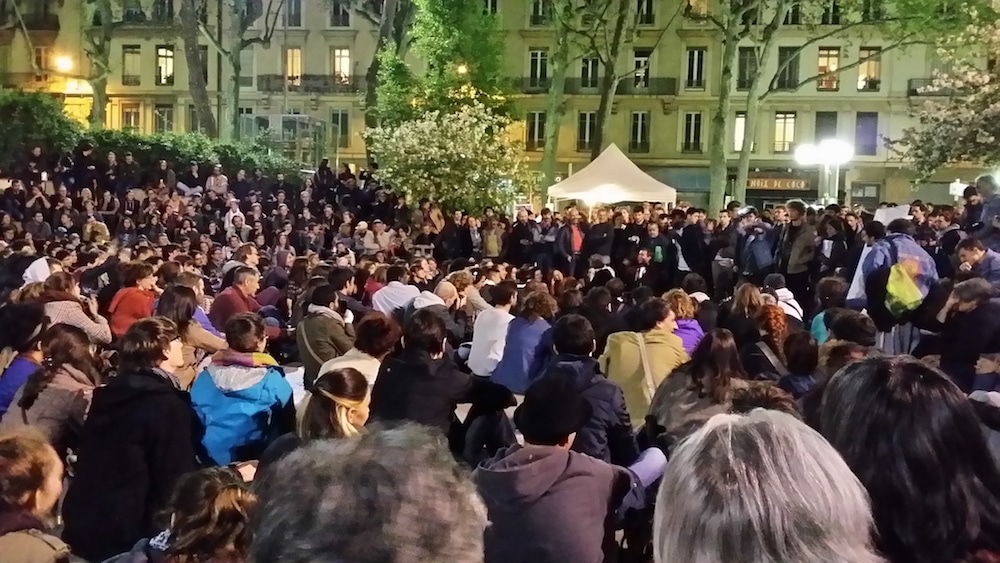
[794,139,854,206]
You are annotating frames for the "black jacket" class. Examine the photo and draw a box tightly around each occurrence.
[679,223,710,274]
[584,221,614,258]
[62,369,202,561]
[371,349,515,438]
[536,355,638,466]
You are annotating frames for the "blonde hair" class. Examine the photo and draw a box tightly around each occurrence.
[663,289,697,320]
[733,283,764,317]
[8,282,44,304]
[298,368,369,440]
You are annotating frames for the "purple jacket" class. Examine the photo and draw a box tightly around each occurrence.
[673,319,705,356]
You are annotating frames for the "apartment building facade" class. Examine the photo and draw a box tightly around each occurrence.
[0,0,979,206]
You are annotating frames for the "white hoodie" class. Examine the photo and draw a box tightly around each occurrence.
[773,287,803,321]
[22,257,51,286]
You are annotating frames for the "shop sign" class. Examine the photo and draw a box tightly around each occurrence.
[746,177,810,190]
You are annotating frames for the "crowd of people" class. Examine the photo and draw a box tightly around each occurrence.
[1,142,1000,562]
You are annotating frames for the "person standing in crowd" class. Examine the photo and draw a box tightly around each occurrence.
[774,200,816,319]
[962,184,984,231]
[583,207,613,269]
[0,431,70,562]
[507,207,536,268]
[735,207,775,286]
[62,317,196,561]
[556,208,586,276]
[910,201,937,249]
[957,237,1000,288]
[976,174,1000,251]
[191,313,294,465]
[678,207,710,288]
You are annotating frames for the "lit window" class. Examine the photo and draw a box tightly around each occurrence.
[155,45,175,86]
[817,47,839,90]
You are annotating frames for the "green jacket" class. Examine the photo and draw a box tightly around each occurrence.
[296,306,356,388]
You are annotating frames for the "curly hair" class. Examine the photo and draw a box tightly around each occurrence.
[161,467,256,563]
[758,305,789,363]
[663,289,697,320]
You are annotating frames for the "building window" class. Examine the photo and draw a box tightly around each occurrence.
[683,112,703,153]
[857,47,881,91]
[239,48,254,87]
[737,47,756,90]
[330,0,350,26]
[633,48,652,88]
[862,0,883,20]
[816,47,839,91]
[332,109,351,148]
[637,0,654,25]
[122,45,141,86]
[526,111,546,151]
[685,47,706,90]
[773,112,796,153]
[282,0,302,27]
[783,4,801,24]
[581,57,599,88]
[155,45,175,86]
[188,105,205,133]
[331,48,351,84]
[121,102,141,130]
[199,46,209,83]
[154,104,174,133]
[33,46,50,81]
[734,111,746,152]
[238,107,253,115]
[577,111,597,152]
[815,111,838,141]
[630,111,650,153]
[821,0,840,24]
[530,0,548,26]
[152,0,174,22]
[529,49,548,88]
[484,0,498,14]
[855,112,879,155]
[774,47,800,90]
[285,47,302,87]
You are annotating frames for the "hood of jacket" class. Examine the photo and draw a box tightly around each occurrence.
[411,290,445,310]
[773,287,803,320]
[21,257,51,286]
[221,259,248,274]
[93,369,182,413]
[475,445,578,510]
[545,354,601,393]
[108,286,152,313]
[306,304,345,324]
[203,355,281,396]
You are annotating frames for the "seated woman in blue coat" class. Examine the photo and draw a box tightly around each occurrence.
[191,312,295,465]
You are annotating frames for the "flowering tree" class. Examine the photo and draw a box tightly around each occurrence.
[892,23,1000,178]
[363,102,535,213]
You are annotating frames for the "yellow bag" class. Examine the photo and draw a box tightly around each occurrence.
[885,259,923,317]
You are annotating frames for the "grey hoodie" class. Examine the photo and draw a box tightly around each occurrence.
[473,444,631,563]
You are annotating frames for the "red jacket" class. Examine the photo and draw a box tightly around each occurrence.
[209,286,280,338]
[108,287,156,338]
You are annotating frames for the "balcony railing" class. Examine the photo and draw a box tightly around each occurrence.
[257,74,362,94]
[629,141,650,153]
[22,13,60,31]
[519,76,550,94]
[907,78,956,97]
[565,78,599,94]
[617,77,677,96]
[529,13,549,26]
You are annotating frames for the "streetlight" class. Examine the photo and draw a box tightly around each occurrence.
[54,56,73,73]
[456,63,469,76]
[795,139,854,205]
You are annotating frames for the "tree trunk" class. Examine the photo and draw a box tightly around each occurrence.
[734,41,780,203]
[589,0,632,161]
[539,4,573,194]
[180,0,216,137]
[90,74,108,128]
[707,26,738,212]
[229,52,243,139]
[364,0,400,131]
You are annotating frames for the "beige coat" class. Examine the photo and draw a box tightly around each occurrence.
[176,323,226,390]
[599,328,688,427]
[0,527,71,563]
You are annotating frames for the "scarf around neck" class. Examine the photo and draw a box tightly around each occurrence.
[211,349,278,368]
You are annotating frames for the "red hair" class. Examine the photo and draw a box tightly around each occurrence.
[758,304,789,363]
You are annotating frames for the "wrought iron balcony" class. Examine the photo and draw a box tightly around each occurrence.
[907,78,956,97]
[257,74,362,94]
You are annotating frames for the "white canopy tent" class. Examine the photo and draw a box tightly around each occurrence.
[546,143,677,204]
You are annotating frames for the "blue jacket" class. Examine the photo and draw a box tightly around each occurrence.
[0,356,40,417]
[861,233,938,299]
[738,222,776,275]
[537,354,638,466]
[491,318,553,394]
[974,249,1000,288]
[977,194,1000,251]
[190,360,294,465]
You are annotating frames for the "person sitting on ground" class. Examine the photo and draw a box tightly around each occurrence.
[209,266,281,339]
[36,271,112,345]
[0,325,103,461]
[811,277,848,344]
[403,280,468,347]
[250,426,487,563]
[370,309,515,453]
[297,284,356,390]
[370,265,419,316]
[156,285,227,390]
[653,410,883,563]
[663,289,705,355]
[467,281,518,378]
[649,328,751,444]
[762,273,804,326]
[319,312,401,387]
[491,291,558,394]
[740,304,791,380]
[957,237,1000,288]
[0,303,49,418]
[62,317,197,561]
[535,314,638,465]
[258,367,370,473]
[778,331,819,399]
[474,376,667,563]
[0,431,70,563]
[108,261,161,338]
[107,467,256,563]
[826,308,878,348]
[191,313,294,465]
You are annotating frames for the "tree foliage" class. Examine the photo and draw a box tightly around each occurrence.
[0,91,82,171]
[373,0,511,126]
[892,22,1000,178]
[364,103,534,213]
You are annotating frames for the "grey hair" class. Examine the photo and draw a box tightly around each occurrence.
[953,277,994,304]
[653,410,883,563]
[249,425,487,563]
[978,174,999,196]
